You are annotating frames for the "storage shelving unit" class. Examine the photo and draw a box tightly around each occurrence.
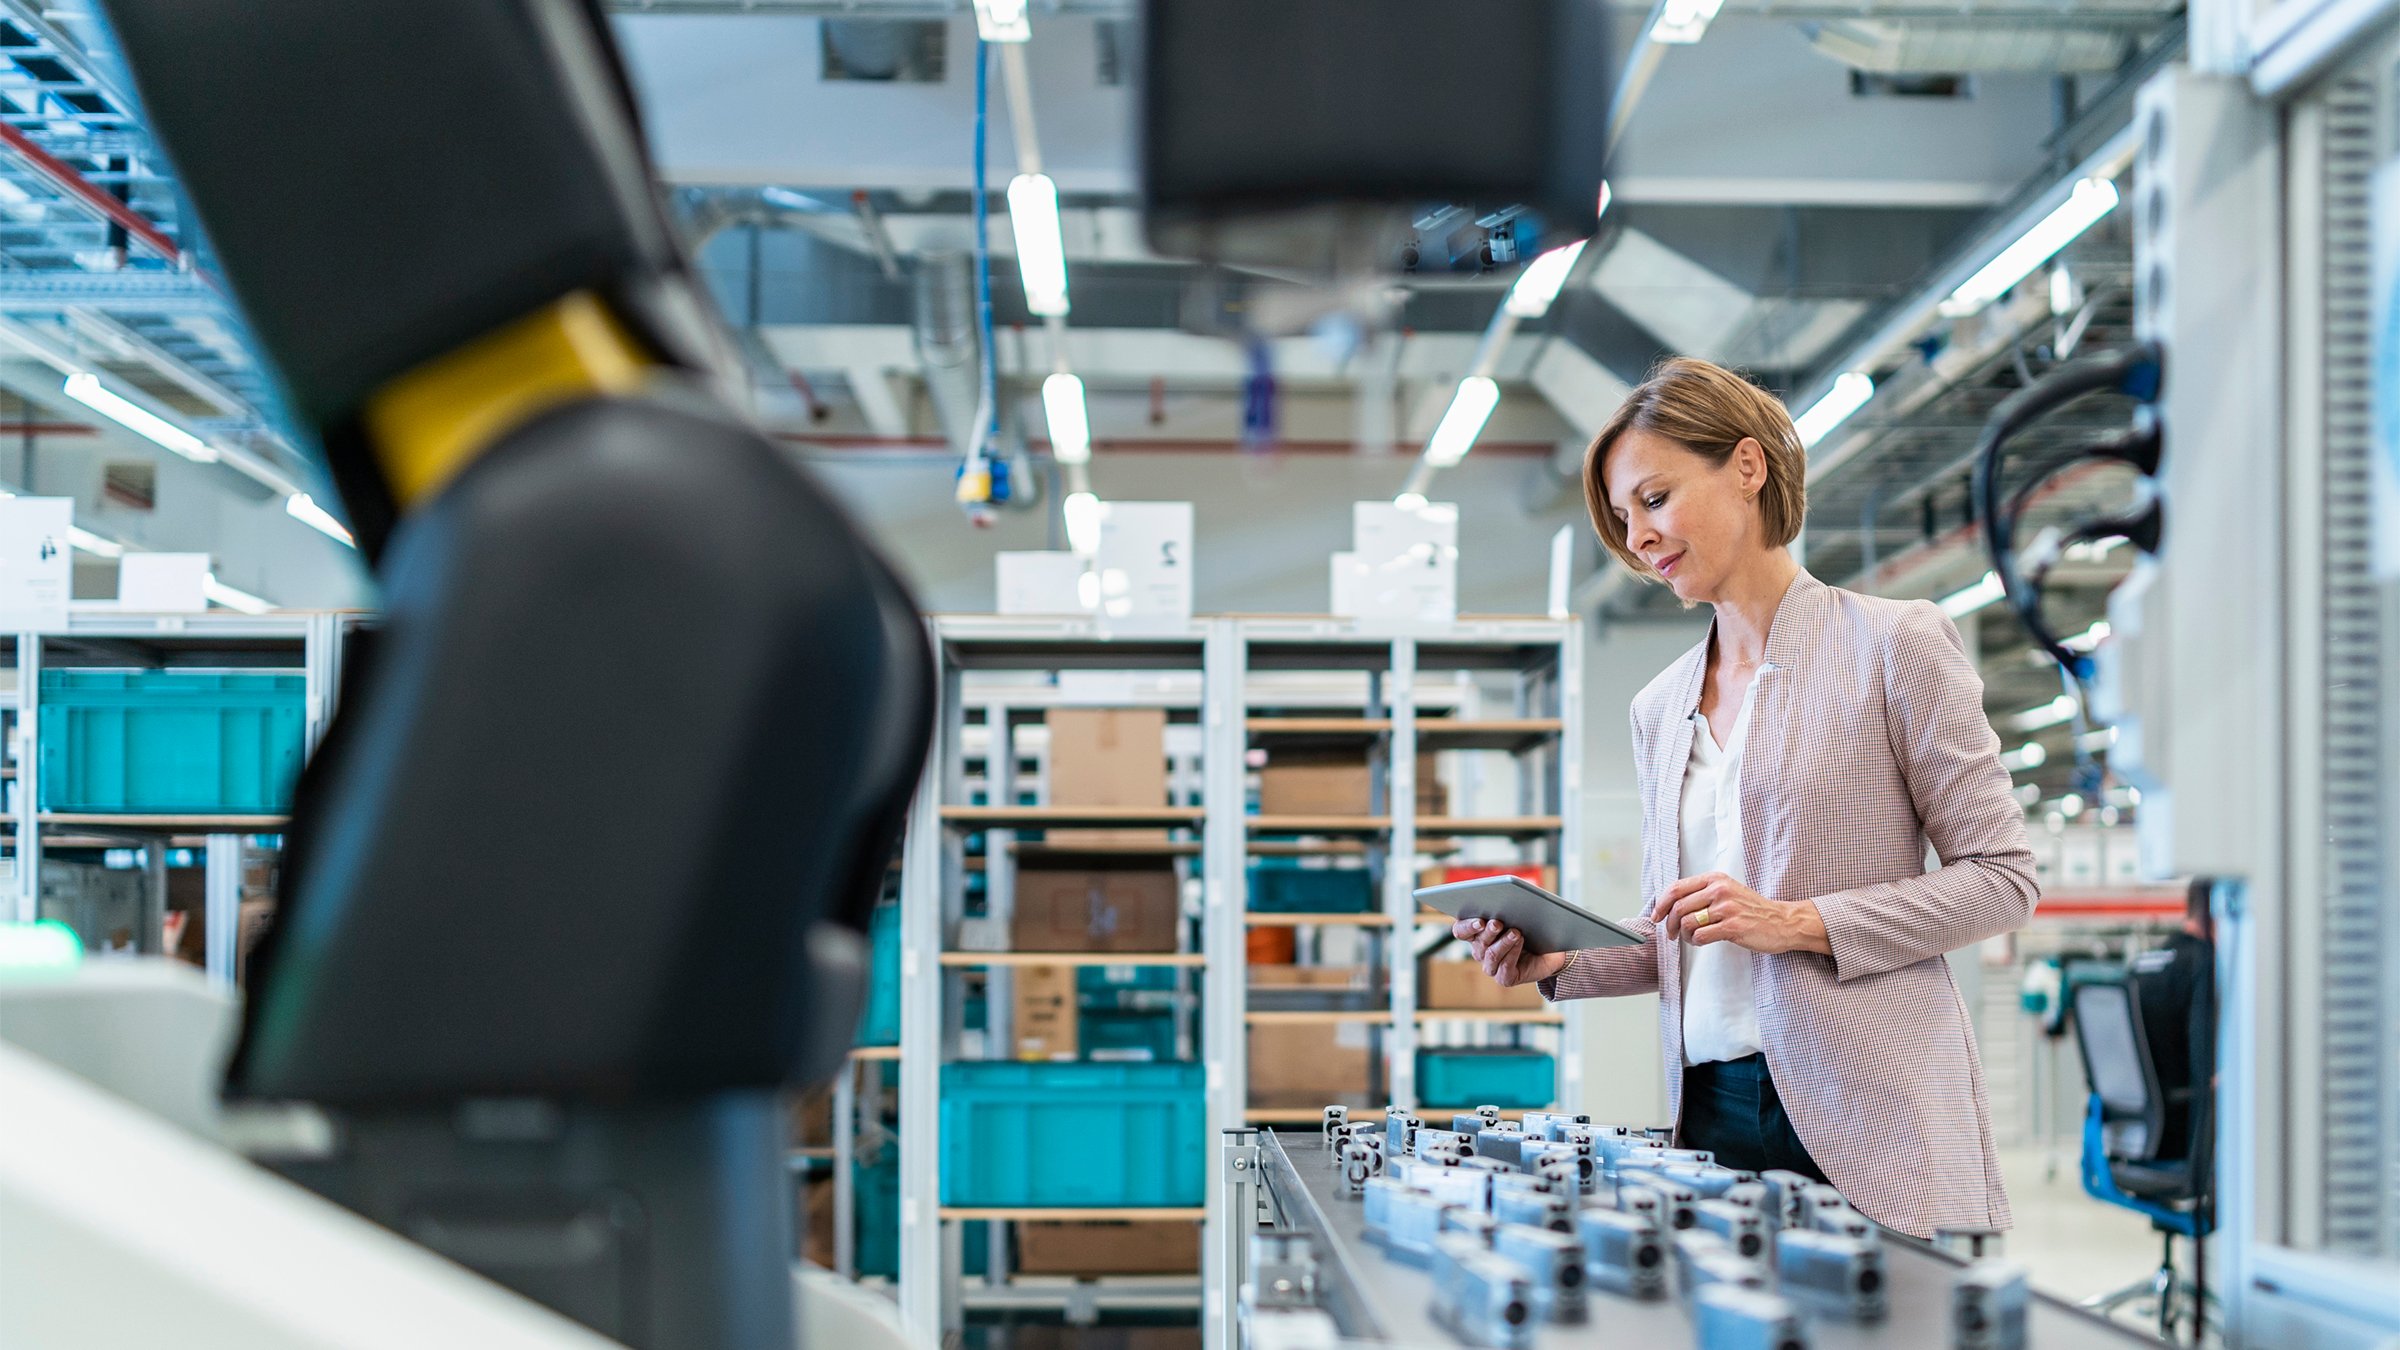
[4,611,357,983]
[886,612,1582,1350]
[897,615,1224,1343]
[1223,614,1585,1141]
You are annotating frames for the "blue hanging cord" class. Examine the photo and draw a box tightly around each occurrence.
[972,39,1001,454]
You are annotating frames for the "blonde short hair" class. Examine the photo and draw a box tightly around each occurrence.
[1581,357,1809,578]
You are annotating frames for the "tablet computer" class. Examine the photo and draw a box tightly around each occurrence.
[1414,875,1643,956]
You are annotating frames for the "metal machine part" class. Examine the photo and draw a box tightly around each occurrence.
[1809,1207,1877,1243]
[1684,1250,1773,1302]
[1521,1111,1592,1140]
[1758,1171,1816,1230]
[1322,1105,1349,1146]
[1614,1185,1668,1230]
[1429,1234,1539,1350]
[1693,1198,1769,1261]
[1443,1207,1501,1248]
[1416,1128,1479,1161]
[1249,1231,1322,1310]
[1661,1163,1760,1200]
[1377,1187,1457,1267]
[1475,1126,1527,1168]
[1361,1176,1410,1237]
[1384,1109,1422,1157]
[1491,1180,1573,1234]
[1530,1150,1588,1196]
[1578,1205,1669,1300]
[1622,1175,1701,1230]
[1693,1283,1812,1350]
[1492,1223,1589,1324]
[1775,1228,1889,1321]
[1340,1140,1380,1193]
[1951,1260,2030,1350]
[1653,1148,1716,1167]
[1720,1181,1772,1219]
[1426,1165,1494,1213]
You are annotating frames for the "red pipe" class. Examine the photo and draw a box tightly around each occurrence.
[0,120,181,263]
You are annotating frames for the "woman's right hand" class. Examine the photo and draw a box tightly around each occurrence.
[1454,917,1570,988]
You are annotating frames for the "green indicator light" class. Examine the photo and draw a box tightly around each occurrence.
[0,920,84,974]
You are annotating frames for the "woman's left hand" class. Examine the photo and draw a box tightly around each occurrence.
[1657,872,1831,955]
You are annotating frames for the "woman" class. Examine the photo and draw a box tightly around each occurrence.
[1458,357,2036,1239]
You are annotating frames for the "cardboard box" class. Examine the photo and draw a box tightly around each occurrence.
[1259,749,1372,817]
[1248,964,1368,989]
[1012,962,1080,1059]
[1047,708,1168,845]
[1016,1220,1200,1275]
[1420,958,1545,1011]
[1249,1021,1373,1107]
[1011,866,1181,952]
[788,1084,836,1148]
[800,1174,836,1269]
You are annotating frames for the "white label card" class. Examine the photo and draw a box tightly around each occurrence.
[0,497,73,633]
[996,550,1090,615]
[1349,500,1458,629]
[1093,501,1194,630]
[118,552,211,612]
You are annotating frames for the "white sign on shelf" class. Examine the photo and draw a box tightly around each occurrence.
[117,552,211,613]
[0,496,73,633]
[1092,501,1193,630]
[996,550,1089,615]
[1548,525,1574,620]
[1348,499,1458,629]
[1330,550,1366,616]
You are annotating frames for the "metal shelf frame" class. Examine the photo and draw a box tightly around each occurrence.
[5,611,357,986]
[892,613,1585,1350]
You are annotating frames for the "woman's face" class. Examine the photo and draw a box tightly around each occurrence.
[1601,428,1770,606]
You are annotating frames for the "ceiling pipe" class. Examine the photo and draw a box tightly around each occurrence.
[0,121,182,264]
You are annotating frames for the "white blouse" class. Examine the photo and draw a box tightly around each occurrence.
[1679,696,1765,1066]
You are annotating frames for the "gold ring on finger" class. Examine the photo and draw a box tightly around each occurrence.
[1692,907,1710,927]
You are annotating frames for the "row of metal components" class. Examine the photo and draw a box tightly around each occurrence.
[1321,1104,2032,1350]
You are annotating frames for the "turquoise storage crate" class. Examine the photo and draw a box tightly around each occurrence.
[939,1061,1205,1206]
[38,670,305,814]
[1077,964,1180,996]
[855,1156,984,1277]
[1416,1049,1555,1108]
[1246,862,1376,914]
[855,903,900,1046]
[1080,1008,1178,1061]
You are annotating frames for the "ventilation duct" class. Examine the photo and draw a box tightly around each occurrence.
[911,251,985,456]
[1806,20,2134,73]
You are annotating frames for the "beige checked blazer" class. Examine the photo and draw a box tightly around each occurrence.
[1542,570,2036,1238]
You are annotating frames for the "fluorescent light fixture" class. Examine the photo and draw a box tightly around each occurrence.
[1041,373,1090,466]
[2064,535,2127,563]
[1939,178,2120,318]
[202,574,272,614]
[1063,490,1103,557]
[2011,694,2079,732]
[63,372,218,463]
[1424,376,1500,467]
[1651,0,1726,43]
[1504,238,1589,319]
[1793,371,1874,450]
[2058,793,2086,819]
[2062,619,2111,652]
[1999,741,2048,772]
[1007,173,1069,318]
[2077,725,2118,752]
[1394,492,1429,511]
[2049,266,2076,316]
[285,493,355,547]
[1937,570,2005,619]
[972,0,1030,42]
[1598,180,1614,220]
[66,525,124,558]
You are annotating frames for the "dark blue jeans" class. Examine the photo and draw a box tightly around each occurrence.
[1680,1053,1830,1182]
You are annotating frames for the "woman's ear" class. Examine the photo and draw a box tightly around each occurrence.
[1732,437,1769,498]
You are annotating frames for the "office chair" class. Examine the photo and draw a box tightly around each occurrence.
[2072,979,2215,1345]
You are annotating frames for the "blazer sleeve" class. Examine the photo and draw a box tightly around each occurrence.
[1809,602,2039,982]
[1538,920,1664,1000]
[1539,700,1666,1001]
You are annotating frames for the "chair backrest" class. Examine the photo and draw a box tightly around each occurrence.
[2073,980,2167,1162]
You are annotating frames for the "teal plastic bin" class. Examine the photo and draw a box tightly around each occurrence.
[854,1156,984,1277]
[939,1061,1205,1206]
[38,670,305,814]
[855,903,900,1046]
[1416,1049,1556,1108]
[1077,964,1180,996]
[1080,1008,1178,1061]
[1247,862,1376,914]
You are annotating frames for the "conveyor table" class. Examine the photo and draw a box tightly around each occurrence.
[1236,1127,2159,1349]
